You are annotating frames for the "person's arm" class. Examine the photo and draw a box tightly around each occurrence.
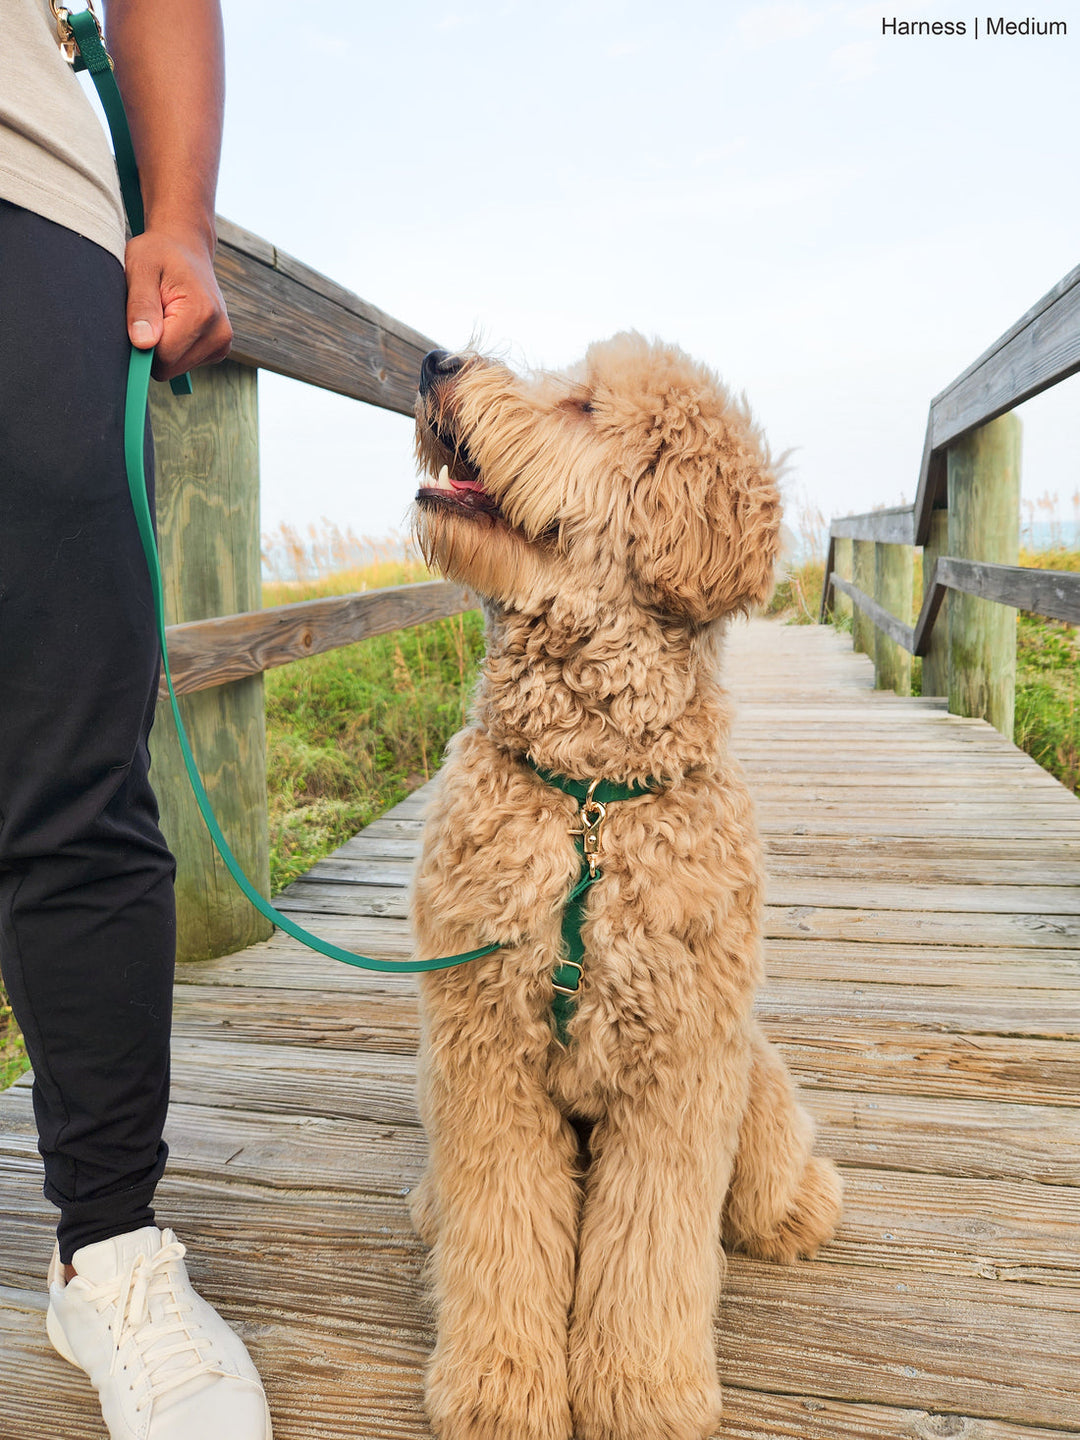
[105,0,233,379]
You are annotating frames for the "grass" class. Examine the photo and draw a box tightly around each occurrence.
[265,607,485,892]
[1,1001,29,1090]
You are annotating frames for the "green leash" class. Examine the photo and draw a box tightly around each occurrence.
[67,3,656,1026]
[64,4,497,978]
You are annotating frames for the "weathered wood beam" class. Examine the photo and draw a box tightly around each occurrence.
[829,575,915,654]
[831,558,1080,661]
[213,216,439,415]
[826,506,916,545]
[931,557,1080,628]
[159,580,477,698]
[913,262,1080,543]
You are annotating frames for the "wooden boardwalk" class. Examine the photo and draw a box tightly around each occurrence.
[2,616,1079,1439]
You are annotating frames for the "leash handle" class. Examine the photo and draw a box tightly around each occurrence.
[70,5,499,976]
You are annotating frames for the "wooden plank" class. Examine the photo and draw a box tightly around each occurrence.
[757,979,1080,1038]
[764,905,1080,949]
[828,507,916,545]
[831,573,916,653]
[772,1024,1080,1108]
[718,1389,1079,1440]
[763,937,1080,986]
[213,216,438,413]
[810,1090,1080,1183]
[156,1034,1080,1186]
[930,262,1080,453]
[160,581,476,697]
[932,557,1080,629]
[716,1262,1080,1429]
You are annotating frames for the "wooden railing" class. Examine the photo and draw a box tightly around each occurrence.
[151,218,474,961]
[820,263,1080,737]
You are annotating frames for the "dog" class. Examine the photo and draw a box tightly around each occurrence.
[409,333,842,1440]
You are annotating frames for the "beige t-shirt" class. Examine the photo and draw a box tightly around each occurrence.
[0,0,126,262]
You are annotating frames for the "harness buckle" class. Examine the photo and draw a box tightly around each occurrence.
[552,961,584,996]
[569,778,607,879]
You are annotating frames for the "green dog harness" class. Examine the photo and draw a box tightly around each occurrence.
[527,764,657,1044]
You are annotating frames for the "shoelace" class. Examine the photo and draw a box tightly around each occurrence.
[88,1234,222,1411]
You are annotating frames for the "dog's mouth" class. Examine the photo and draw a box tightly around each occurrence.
[417,423,504,521]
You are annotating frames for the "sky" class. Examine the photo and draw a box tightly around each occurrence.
[190,2,1080,548]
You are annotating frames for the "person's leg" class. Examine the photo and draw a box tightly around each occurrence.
[0,199,175,1263]
[0,201,272,1439]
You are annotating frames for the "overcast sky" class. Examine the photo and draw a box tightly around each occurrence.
[197,1,1079,547]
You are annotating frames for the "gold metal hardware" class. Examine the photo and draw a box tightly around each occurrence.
[50,0,106,66]
[552,962,584,996]
[569,777,607,879]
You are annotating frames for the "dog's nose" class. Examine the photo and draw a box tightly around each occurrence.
[419,349,464,396]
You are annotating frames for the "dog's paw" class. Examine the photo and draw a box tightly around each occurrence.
[426,1353,572,1440]
[571,1365,723,1440]
[726,1154,843,1263]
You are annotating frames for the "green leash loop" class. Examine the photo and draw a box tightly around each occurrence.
[123,349,500,975]
[72,5,499,978]
[80,3,659,1004]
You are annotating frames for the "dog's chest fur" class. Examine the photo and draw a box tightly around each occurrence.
[413,724,765,1110]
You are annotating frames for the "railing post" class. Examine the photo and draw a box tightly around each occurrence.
[833,537,853,624]
[946,414,1021,739]
[874,542,913,694]
[852,539,875,656]
[149,361,273,961]
[921,507,949,696]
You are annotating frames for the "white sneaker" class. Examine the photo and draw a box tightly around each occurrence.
[46,1226,272,1440]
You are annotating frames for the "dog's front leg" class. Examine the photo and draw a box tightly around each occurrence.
[420,1051,580,1440]
[568,1048,747,1440]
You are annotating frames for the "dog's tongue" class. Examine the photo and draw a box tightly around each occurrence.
[438,463,485,495]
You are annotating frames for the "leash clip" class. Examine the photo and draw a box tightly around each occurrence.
[570,778,607,879]
[51,0,107,68]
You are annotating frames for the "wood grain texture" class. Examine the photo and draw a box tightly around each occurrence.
[149,361,273,959]
[213,216,438,414]
[948,417,1020,740]
[875,541,914,693]
[160,581,477,697]
[4,616,1080,1438]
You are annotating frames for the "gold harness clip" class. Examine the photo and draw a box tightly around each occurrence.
[570,778,607,879]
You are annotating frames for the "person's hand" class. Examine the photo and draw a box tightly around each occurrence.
[125,228,233,380]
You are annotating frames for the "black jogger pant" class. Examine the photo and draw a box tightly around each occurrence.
[0,201,177,1263]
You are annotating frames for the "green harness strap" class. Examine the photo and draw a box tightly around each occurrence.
[67,5,659,1029]
[527,765,656,1043]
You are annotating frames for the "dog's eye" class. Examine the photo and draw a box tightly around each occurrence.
[579,401,595,415]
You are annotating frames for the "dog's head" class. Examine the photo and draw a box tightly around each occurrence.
[414,333,781,626]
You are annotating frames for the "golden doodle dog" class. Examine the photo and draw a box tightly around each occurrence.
[409,334,842,1440]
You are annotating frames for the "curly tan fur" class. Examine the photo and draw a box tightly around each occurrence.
[409,334,842,1440]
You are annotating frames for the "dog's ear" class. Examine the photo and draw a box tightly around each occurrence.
[626,406,782,625]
